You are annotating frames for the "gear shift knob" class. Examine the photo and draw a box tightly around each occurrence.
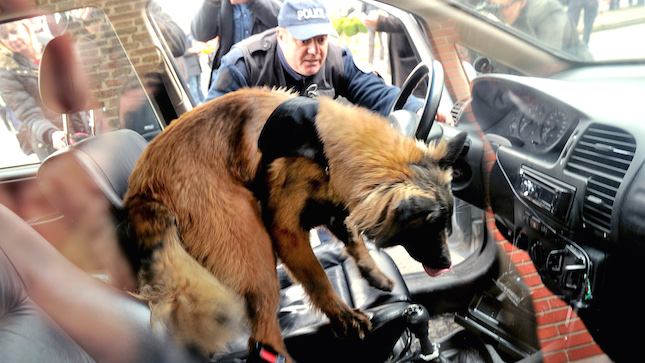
[405,304,436,358]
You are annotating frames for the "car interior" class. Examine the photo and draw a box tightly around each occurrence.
[0,0,643,362]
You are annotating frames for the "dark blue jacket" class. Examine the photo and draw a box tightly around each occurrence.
[205,29,423,116]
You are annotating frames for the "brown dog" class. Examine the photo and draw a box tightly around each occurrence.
[119,88,467,359]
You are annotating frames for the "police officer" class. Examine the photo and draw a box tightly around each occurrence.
[205,0,424,116]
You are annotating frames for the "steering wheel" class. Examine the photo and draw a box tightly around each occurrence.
[387,60,444,141]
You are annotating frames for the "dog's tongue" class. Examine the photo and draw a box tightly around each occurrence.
[423,265,452,277]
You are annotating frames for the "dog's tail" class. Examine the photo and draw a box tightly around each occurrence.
[118,195,246,353]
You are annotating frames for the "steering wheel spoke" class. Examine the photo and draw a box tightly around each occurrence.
[388,60,444,142]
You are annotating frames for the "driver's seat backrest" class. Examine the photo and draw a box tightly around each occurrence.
[0,203,202,362]
[37,129,148,289]
[38,129,148,215]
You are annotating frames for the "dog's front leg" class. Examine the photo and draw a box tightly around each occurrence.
[327,217,395,292]
[273,227,372,339]
[264,158,371,339]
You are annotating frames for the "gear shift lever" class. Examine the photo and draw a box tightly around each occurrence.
[405,304,440,361]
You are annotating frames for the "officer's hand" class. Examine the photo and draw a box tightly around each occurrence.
[416,108,454,126]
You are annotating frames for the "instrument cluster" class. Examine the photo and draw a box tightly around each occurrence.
[490,90,575,152]
[510,106,569,150]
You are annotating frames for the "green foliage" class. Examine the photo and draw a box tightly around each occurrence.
[332,17,367,37]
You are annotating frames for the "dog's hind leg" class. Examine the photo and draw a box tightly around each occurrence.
[240,233,289,360]
[120,196,246,354]
[327,218,395,292]
[245,286,288,359]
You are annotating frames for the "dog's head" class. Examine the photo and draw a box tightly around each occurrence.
[351,131,468,277]
[258,98,468,277]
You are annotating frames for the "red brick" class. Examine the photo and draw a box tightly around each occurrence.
[543,350,568,363]
[548,296,568,309]
[541,332,594,355]
[538,325,559,340]
[533,298,551,313]
[522,273,543,287]
[542,336,568,353]
[433,37,448,46]
[557,318,587,335]
[509,250,531,264]
[484,149,497,162]
[430,28,457,37]
[445,69,464,80]
[536,307,571,325]
[516,262,537,275]
[567,343,604,361]
[566,331,593,348]
[493,230,506,242]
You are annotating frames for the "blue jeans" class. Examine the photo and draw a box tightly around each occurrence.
[188,75,205,105]
[568,0,599,45]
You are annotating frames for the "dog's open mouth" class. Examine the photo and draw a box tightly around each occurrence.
[423,265,452,277]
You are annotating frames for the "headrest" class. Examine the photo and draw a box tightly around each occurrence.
[37,129,147,217]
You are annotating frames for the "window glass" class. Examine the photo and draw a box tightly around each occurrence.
[456,0,645,63]
[0,8,162,169]
[149,0,429,105]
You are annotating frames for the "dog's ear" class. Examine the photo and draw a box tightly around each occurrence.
[437,131,468,170]
[395,195,441,226]
[258,97,328,168]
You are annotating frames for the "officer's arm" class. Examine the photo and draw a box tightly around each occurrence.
[204,48,250,102]
[246,0,282,28]
[191,0,223,42]
[339,48,423,116]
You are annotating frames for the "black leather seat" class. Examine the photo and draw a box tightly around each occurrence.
[278,240,413,363]
[0,203,202,363]
[37,128,148,212]
[34,129,417,362]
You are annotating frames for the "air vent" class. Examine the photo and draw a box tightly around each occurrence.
[450,100,467,125]
[565,125,636,236]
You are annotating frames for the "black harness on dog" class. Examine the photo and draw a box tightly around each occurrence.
[258,96,329,171]
[252,96,333,228]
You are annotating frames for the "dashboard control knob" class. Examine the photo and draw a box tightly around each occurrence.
[521,179,536,197]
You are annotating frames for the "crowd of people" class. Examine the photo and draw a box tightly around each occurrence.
[178,0,618,112]
[1,0,635,163]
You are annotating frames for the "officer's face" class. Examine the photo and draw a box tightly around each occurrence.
[277,28,328,76]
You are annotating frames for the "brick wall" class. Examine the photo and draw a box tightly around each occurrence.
[426,20,607,363]
[37,0,164,129]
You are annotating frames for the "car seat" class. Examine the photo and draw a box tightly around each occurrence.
[0,202,202,363]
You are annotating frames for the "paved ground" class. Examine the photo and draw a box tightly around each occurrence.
[590,1,645,31]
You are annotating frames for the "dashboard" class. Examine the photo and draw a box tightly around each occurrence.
[465,68,645,357]
[486,94,576,152]
[471,78,580,154]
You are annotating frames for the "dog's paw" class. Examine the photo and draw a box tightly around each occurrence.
[330,308,372,340]
[363,269,395,292]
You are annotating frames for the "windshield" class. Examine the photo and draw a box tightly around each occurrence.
[455,0,645,62]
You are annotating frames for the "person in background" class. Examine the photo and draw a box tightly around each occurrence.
[480,0,592,61]
[206,0,434,119]
[361,3,384,66]
[191,0,282,86]
[360,9,427,98]
[0,20,88,160]
[183,34,206,105]
[567,0,598,45]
